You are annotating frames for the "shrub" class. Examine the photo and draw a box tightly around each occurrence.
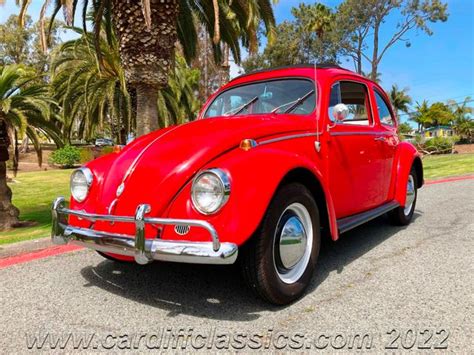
[415,136,460,155]
[79,147,95,164]
[49,145,81,168]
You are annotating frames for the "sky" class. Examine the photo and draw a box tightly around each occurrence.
[270,0,474,122]
[1,0,473,122]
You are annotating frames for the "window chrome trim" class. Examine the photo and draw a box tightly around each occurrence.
[373,87,397,127]
[201,77,318,119]
[326,78,376,128]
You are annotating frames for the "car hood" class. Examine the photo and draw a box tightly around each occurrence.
[93,115,311,216]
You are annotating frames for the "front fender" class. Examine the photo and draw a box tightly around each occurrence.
[393,142,423,207]
[163,144,336,246]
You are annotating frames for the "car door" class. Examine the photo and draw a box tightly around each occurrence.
[326,79,387,218]
[372,88,399,202]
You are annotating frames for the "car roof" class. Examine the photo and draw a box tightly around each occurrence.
[226,63,367,88]
[230,63,346,80]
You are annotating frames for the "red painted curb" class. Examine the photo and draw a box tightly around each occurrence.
[0,244,82,269]
[425,175,474,185]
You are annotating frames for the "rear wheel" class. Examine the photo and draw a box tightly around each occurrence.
[388,167,418,225]
[240,183,321,305]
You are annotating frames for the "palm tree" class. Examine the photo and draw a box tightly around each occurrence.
[51,27,131,143]
[157,56,201,127]
[390,84,412,118]
[448,96,474,141]
[362,70,382,84]
[410,100,431,132]
[0,65,61,229]
[51,28,201,142]
[16,0,277,137]
[306,3,334,39]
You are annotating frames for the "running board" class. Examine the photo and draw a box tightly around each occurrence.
[337,201,400,234]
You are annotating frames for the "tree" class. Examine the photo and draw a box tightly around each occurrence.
[398,122,412,135]
[410,100,431,132]
[0,15,33,66]
[15,0,277,137]
[448,97,474,142]
[0,65,61,229]
[157,56,201,127]
[390,84,412,117]
[337,0,448,79]
[0,15,63,72]
[51,28,131,143]
[51,28,201,143]
[242,3,340,72]
[424,102,455,127]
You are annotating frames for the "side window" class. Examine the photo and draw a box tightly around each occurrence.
[328,81,372,126]
[374,90,395,126]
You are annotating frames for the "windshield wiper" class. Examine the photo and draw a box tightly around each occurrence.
[271,89,315,114]
[224,96,259,116]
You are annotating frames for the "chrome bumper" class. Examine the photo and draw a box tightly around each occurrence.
[51,197,238,265]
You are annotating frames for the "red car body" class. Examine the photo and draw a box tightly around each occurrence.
[52,65,423,303]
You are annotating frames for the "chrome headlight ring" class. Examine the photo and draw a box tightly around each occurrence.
[191,168,231,215]
[70,167,93,202]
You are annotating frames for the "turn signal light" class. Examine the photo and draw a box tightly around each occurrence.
[113,145,123,153]
[240,139,257,151]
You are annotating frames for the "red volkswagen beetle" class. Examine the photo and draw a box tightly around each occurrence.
[52,64,423,304]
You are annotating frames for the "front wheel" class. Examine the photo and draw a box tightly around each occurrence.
[240,183,321,305]
[388,167,418,225]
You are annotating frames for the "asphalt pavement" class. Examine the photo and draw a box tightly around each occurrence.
[0,179,472,353]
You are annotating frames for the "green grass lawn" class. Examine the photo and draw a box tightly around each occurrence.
[0,169,71,245]
[0,153,473,246]
[422,153,474,180]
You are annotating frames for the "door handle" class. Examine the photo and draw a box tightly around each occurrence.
[374,136,386,142]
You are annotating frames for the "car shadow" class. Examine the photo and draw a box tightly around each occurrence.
[80,212,421,321]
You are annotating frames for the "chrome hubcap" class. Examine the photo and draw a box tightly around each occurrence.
[404,175,416,216]
[279,216,307,269]
[274,203,313,284]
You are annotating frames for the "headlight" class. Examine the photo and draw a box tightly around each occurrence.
[70,168,93,202]
[191,169,231,214]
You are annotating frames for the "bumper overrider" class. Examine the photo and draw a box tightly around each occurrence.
[51,197,238,265]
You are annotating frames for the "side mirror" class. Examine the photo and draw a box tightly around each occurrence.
[333,103,349,122]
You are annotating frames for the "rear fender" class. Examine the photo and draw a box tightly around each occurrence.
[393,142,423,207]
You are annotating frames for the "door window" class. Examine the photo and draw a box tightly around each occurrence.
[328,81,372,126]
[374,90,395,126]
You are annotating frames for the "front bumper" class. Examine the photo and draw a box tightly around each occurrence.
[51,197,238,265]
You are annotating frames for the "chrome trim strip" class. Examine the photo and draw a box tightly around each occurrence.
[107,126,180,212]
[51,197,235,265]
[337,201,400,234]
[329,131,394,137]
[259,132,320,146]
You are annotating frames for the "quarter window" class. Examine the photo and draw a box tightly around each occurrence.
[374,90,395,126]
[328,81,372,126]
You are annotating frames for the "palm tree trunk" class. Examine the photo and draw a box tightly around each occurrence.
[0,161,19,230]
[111,0,179,136]
[136,84,159,136]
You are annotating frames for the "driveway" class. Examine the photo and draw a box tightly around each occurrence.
[0,179,472,352]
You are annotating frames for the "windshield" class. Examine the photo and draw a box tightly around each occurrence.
[204,79,316,118]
